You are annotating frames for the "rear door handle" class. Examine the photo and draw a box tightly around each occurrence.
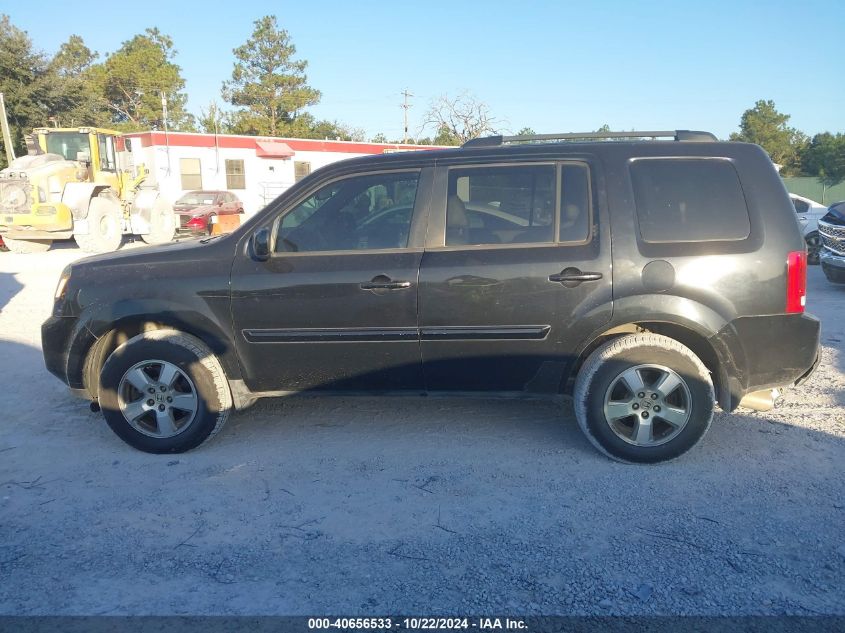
[360,275,411,291]
[549,268,603,286]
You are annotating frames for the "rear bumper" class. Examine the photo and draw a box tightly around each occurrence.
[795,348,822,387]
[711,313,821,411]
[176,214,208,236]
[176,228,208,237]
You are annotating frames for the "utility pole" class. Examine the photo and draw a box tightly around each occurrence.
[400,89,413,144]
[161,91,171,175]
[0,93,16,165]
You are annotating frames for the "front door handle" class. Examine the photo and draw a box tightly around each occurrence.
[549,268,603,287]
[360,275,411,291]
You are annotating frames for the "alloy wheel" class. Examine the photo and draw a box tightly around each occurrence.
[602,364,692,447]
[117,360,199,438]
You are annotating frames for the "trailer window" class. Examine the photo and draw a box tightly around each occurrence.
[225,160,245,190]
[180,158,203,190]
[295,161,311,182]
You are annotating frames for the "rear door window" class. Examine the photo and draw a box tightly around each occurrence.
[792,197,809,214]
[446,164,556,246]
[630,159,751,243]
[559,164,592,243]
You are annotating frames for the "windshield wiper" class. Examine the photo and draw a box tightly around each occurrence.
[199,234,225,244]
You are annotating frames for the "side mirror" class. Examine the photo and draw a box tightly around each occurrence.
[253,227,271,261]
[124,138,133,152]
[76,150,91,164]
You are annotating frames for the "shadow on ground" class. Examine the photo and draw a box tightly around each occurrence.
[0,272,23,314]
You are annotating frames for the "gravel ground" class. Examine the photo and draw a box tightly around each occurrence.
[0,243,843,616]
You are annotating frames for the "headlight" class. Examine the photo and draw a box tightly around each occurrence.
[53,266,72,315]
[0,182,29,211]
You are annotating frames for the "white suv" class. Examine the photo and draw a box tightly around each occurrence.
[790,193,827,264]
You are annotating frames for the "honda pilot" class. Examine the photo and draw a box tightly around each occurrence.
[42,130,821,463]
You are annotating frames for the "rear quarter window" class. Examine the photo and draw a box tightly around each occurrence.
[630,159,751,243]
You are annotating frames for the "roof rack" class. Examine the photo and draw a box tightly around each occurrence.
[461,130,718,148]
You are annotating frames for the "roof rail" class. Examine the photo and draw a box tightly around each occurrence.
[461,130,718,148]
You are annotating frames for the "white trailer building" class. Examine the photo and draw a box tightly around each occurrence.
[119,131,441,215]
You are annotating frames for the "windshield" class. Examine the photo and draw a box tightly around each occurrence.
[45,132,91,162]
[177,193,216,206]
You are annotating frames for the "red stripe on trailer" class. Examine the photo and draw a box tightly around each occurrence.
[121,131,442,154]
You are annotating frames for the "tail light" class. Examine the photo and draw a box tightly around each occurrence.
[786,250,806,313]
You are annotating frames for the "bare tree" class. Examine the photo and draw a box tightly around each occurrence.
[422,92,499,145]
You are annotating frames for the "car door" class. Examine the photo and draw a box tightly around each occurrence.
[418,159,612,392]
[230,167,433,393]
[792,196,810,232]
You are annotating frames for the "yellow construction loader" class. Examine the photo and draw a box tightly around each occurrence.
[0,127,174,253]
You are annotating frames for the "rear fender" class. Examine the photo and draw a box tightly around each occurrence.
[571,294,745,410]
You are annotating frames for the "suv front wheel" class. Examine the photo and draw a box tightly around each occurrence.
[574,333,714,463]
[97,330,232,453]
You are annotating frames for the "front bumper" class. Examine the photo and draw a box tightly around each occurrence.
[42,315,96,390]
[0,203,74,237]
[820,249,845,284]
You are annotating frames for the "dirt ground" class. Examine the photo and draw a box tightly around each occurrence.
[0,243,843,616]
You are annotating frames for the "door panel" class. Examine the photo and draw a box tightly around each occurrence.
[418,160,613,393]
[230,167,432,392]
[231,251,423,392]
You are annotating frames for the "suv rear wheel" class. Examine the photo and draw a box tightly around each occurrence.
[98,330,232,453]
[573,333,714,463]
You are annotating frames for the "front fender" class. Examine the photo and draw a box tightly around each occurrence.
[61,182,109,220]
[79,297,243,384]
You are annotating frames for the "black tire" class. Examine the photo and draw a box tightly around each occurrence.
[98,330,232,453]
[3,237,52,253]
[805,232,821,266]
[573,333,715,464]
[75,196,122,253]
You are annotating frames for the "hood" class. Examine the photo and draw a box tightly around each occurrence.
[821,202,845,227]
[71,233,235,274]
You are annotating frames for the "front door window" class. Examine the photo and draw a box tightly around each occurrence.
[276,172,420,252]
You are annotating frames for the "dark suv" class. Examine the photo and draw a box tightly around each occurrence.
[42,130,821,463]
[819,201,845,283]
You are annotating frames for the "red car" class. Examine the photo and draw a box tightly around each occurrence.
[174,191,244,236]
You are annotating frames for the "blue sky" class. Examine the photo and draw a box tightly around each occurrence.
[3,0,843,140]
